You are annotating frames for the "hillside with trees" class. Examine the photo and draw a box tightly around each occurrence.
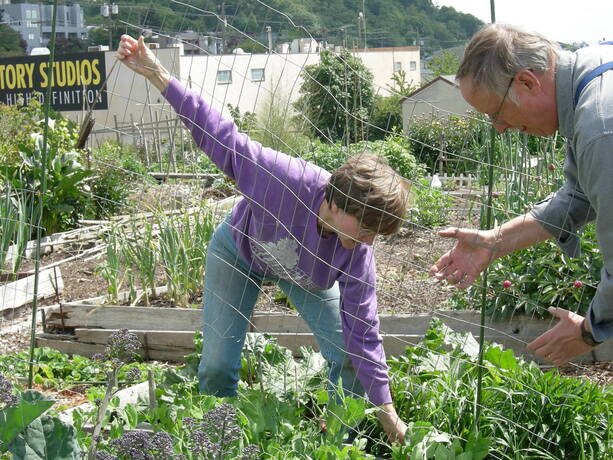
[81,0,482,55]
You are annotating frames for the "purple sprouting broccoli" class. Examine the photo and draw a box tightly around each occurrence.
[0,374,18,407]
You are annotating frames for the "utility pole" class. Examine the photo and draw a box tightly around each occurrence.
[357,13,362,50]
[362,0,367,49]
[266,25,272,53]
[219,2,227,54]
[100,3,118,49]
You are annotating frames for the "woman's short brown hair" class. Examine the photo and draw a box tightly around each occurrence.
[325,153,409,235]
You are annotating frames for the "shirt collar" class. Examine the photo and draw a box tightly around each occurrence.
[555,50,575,139]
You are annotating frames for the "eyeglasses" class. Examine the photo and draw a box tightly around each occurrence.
[488,78,514,125]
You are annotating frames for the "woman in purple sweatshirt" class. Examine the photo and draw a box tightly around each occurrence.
[118,35,408,442]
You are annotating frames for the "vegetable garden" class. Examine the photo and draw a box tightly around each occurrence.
[0,3,611,459]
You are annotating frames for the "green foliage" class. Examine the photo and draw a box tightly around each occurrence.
[2,122,90,236]
[370,71,420,140]
[426,50,460,77]
[454,225,601,319]
[0,98,46,167]
[369,96,404,140]
[227,104,257,133]
[157,208,216,307]
[0,188,33,274]
[302,136,426,182]
[384,319,611,460]
[409,178,454,229]
[0,390,54,451]
[301,141,348,172]
[0,103,92,236]
[0,347,151,392]
[88,142,149,219]
[8,415,81,460]
[81,0,482,55]
[406,114,490,175]
[0,24,26,57]
[295,49,374,143]
[0,387,81,459]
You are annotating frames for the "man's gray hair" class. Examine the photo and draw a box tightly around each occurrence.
[457,23,560,96]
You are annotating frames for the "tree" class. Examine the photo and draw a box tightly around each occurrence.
[295,49,374,143]
[369,70,419,140]
[426,50,460,77]
[0,24,26,57]
[54,36,87,54]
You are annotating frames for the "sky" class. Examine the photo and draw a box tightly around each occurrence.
[433,0,611,45]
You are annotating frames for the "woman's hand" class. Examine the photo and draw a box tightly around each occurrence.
[377,403,406,444]
[117,35,170,92]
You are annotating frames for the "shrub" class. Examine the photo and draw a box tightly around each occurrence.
[408,178,454,229]
[406,114,488,174]
[88,142,150,219]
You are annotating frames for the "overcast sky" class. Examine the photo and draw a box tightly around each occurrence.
[433,0,611,45]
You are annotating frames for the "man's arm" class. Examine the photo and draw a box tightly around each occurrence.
[430,213,552,288]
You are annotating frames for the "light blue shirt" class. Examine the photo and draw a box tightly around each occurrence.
[531,46,613,343]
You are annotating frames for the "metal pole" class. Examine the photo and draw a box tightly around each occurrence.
[28,0,59,389]
[362,0,367,49]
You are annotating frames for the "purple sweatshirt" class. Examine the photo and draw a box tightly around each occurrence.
[164,77,391,406]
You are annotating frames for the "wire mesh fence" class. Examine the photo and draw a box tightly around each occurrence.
[0,1,611,459]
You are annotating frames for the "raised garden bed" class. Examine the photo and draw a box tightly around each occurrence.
[39,301,612,363]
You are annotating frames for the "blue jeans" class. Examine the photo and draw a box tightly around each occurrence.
[198,216,363,400]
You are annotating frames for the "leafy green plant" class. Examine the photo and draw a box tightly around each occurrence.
[409,178,454,229]
[157,208,215,307]
[295,49,374,143]
[121,220,158,306]
[406,114,488,175]
[0,188,33,275]
[88,142,149,219]
[0,375,81,459]
[453,224,601,319]
[227,104,257,134]
[1,120,90,236]
[98,226,125,304]
[302,136,426,181]
[383,319,611,460]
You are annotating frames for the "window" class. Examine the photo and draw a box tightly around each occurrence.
[410,61,417,71]
[28,33,35,40]
[393,61,402,72]
[25,10,32,19]
[217,70,232,84]
[251,68,265,82]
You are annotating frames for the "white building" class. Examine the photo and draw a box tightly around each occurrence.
[48,42,420,144]
[401,74,472,132]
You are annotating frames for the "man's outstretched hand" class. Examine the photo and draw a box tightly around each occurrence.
[527,307,594,366]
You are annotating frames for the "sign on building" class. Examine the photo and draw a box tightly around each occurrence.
[0,52,108,111]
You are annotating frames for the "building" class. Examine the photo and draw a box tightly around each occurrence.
[1,2,86,52]
[1,40,420,145]
[401,74,472,132]
[173,43,420,117]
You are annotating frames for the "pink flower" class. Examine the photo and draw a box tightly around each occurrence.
[502,280,512,289]
[574,280,584,289]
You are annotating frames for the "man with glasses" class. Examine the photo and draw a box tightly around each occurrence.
[118,34,409,442]
[430,23,613,364]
